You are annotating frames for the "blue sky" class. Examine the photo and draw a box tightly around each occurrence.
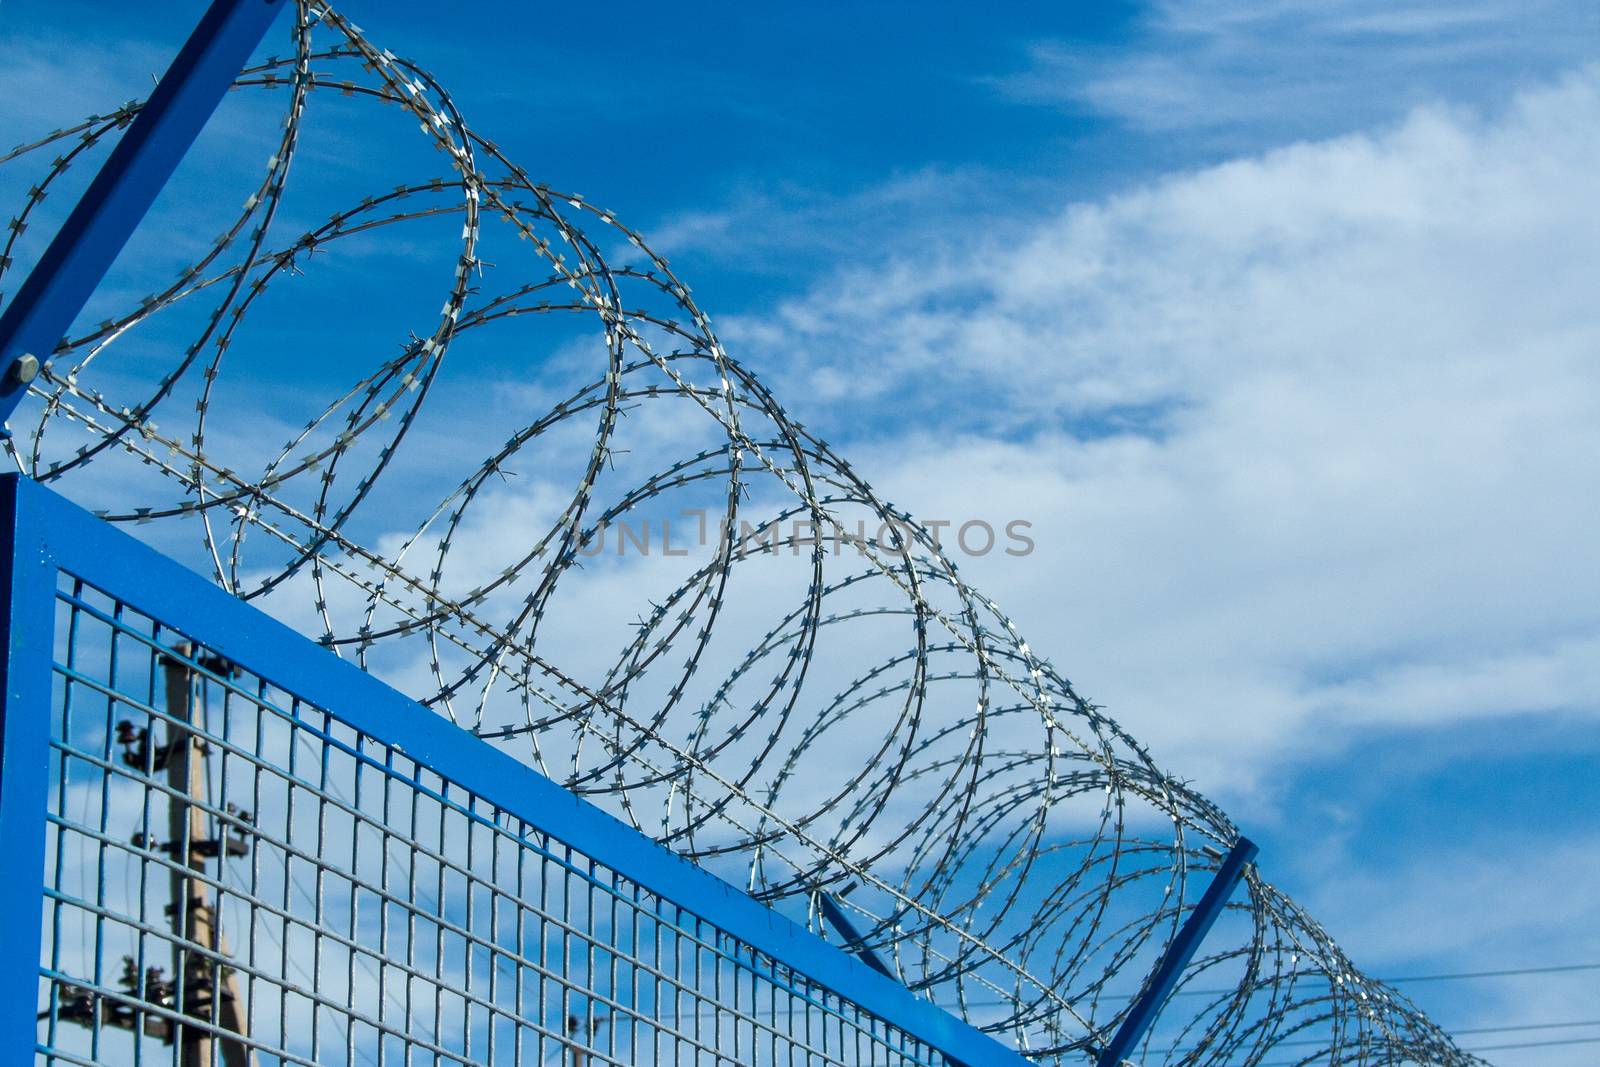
[4,1,1599,1062]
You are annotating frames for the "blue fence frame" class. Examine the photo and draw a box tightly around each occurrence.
[0,473,1030,1066]
[0,0,289,421]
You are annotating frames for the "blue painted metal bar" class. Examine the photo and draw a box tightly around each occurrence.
[819,894,975,1067]
[0,0,289,424]
[819,890,897,979]
[0,477,66,1048]
[1,474,1034,1067]
[1095,836,1259,1067]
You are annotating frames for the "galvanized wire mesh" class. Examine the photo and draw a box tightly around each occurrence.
[40,570,941,1067]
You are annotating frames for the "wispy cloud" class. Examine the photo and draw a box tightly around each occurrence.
[636,166,1044,277]
[0,33,170,147]
[987,0,1599,143]
[721,68,1600,794]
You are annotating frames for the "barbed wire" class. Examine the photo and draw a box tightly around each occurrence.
[0,3,1483,1064]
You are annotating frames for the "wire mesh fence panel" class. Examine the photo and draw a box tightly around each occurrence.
[29,562,954,1067]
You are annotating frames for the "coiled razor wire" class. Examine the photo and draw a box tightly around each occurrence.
[1,3,1482,1064]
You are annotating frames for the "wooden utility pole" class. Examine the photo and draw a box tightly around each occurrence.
[161,647,254,1067]
[62,649,258,1062]
[564,1013,609,1067]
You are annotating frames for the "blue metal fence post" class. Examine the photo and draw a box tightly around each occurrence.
[0,0,289,424]
[0,475,62,1049]
[1095,837,1259,1067]
[819,891,897,979]
[818,893,977,1067]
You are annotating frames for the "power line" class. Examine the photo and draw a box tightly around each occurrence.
[1168,959,1600,998]
[945,966,1600,1061]
[1467,1035,1600,1053]
[1379,961,1600,985]
[951,959,1600,1010]
[1159,1018,1600,1056]
[1240,1034,1600,1066]
[1453,1019,1600,1037]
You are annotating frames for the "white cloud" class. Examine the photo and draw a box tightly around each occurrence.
[719,69,1600,798]
[635,165,1032,281]
[1310,834,1600,964]
[1300,833,1600,1060]
[987,0,1598,143]
[0,34,170,146]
